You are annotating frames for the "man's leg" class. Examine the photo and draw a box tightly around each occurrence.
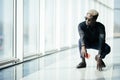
[90,42,111,58]
[77,39,90,68]
[100,43,111,59]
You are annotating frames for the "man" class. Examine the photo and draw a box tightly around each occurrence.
[77,9,111,71]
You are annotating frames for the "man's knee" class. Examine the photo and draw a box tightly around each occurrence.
[101,44,111,59]
[105,44,111,54]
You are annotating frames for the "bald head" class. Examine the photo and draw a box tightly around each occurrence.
[87,9,99,20]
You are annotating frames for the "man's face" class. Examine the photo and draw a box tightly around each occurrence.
[85,13,96,26]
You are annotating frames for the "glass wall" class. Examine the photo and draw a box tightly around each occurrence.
[114,0,120,37]
[23,0,39,56]
[0,0,14,59]
[59,0,69,48]
[71,0,81,46]
[45,0,56,51]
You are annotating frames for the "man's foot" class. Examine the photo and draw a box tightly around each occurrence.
[76,62,86,68]
[95,55,106,71]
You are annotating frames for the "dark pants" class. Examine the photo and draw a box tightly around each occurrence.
[79,39,111,59]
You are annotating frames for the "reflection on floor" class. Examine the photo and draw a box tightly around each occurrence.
[0,38,120,80]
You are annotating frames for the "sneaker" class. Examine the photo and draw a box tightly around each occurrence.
[76,62,86,68]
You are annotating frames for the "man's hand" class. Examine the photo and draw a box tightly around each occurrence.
[95,55,106,71]
[81,46,87,57]
[97,58,103,71]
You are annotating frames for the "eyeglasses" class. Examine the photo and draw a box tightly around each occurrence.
[84,17,93,21]
[85,16,96,21]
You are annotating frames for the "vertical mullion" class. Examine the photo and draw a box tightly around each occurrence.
[40,0,45,54]
[16,0,23,61]
[13,0,16,58]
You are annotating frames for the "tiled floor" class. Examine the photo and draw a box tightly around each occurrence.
[0,38,120,80]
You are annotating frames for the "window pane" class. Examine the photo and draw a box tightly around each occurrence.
[45,0,56,51]
[0,0,13,59]
[71,0,80,45]
[23,0,39,56]
[59,0,69,48]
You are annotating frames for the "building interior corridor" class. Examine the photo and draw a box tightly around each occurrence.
[0,38,120,80]
[0,0,120,80]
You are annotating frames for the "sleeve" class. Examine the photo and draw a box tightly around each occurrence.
[98,24,106,54]
[78,23,85,46]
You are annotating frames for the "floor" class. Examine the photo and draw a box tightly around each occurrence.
[0,38,120,80]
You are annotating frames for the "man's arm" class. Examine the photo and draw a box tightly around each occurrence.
[78,23,87,57]
[98,24,106,56]
[78,23,85,46]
